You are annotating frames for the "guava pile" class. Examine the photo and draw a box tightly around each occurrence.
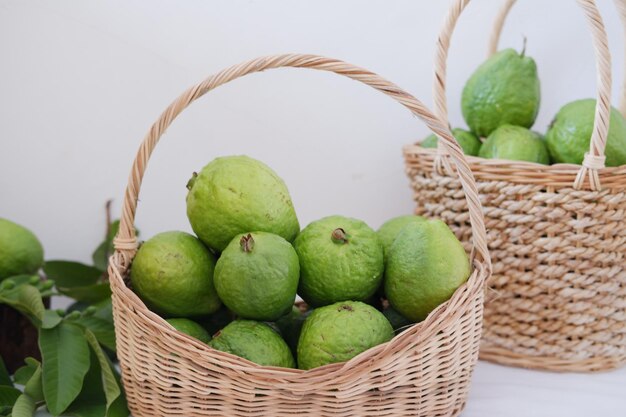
[421,47,626,167]
[130,155,471,369]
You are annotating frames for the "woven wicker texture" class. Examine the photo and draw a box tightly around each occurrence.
[108,54,492,416]
[404,0,626,372]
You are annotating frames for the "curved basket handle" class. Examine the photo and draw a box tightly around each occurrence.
[433,0,612,191]
[612,0,626,116]
[112,54,491,271]
[487,0,517,58]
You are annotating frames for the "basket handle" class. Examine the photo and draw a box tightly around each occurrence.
[112,54,491,270]
[433,0,612,191]
[616,0,626,116]
[486,0,517,58]
[490,0,626,118]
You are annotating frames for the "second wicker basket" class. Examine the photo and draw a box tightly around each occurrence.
[404,0,626,372]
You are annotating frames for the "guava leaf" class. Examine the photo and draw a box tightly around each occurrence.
[65,348,106,417]
[66,299,113,323]
[0,357,11,387]
[43,261,111,303]
[0,387,21,408]
[91,242,110,273]
[0,284,45,325]
[10,394,36,417]
[65,403,107,417]
[92,220,121,272]
[93,299,113,323]
[75,316,116,352]
[43,261,102,288]
[57,283,111,305]
[84,330,128,417]
[23,362,43,403]
[12,359,39,386]
[39,322,90,416]
[0,275,38,287]
[41,310,63,329]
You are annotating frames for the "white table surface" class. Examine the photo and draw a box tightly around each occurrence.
[464,361,626,417]
[34,359,626,417]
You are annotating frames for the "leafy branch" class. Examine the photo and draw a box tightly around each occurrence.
[0,202,130,417]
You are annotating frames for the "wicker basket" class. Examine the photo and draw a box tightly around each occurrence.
[108,55,492,416]
[404,0,626,372]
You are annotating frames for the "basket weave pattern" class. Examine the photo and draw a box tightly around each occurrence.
[405,0,626,373]
[404,152,626,372]
[109,54,491,416]
[110,260,488,416]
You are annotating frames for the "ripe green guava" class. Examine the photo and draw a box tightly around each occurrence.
[186,155,300,252]
[214,232,299,321]
[479,124,550,164]
[130,231,221,317]
[377,215,425,260]
[209,320,295,368]
[462,48,540,137]
[294,216,383,306]
[420,128,482,156]
[385,220,470,322]
[166,318,211,343]
[546,99,626,166]
[297,301,394,370]
[0,218,44,281]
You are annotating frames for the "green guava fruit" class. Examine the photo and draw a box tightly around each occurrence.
[274,305,311,357]
[130,231,221,317]
[462,48,541,137]
[546,99,626,167]
[209,320,295,368]
[186,155,300,252]
[420,128,482,156]
[214,232,299,321]
[297,301,394,370]
[166,318,211,343]
[479,124,550,164]
[0,218,44,281]
[377,215,426,260]
[385,220,471,322]
[382,306,413,332]
[294,216,384,306]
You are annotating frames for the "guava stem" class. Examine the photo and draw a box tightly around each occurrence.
[186,172,198,190]
[520,36,527,58]
[240,234,255,253]
[331,228,349,244]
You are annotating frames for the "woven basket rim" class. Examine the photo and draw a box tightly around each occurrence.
[109,252,489,382]
[404,144,626,188]
[479,344,626,373]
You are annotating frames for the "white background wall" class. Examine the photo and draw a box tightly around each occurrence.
[1,0,624,264]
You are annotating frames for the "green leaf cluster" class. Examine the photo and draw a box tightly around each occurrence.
[0,211,131,417]
[0,281,127,417]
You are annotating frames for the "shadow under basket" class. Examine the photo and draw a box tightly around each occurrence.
[107,54,492,416]
[404,147,626,372]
